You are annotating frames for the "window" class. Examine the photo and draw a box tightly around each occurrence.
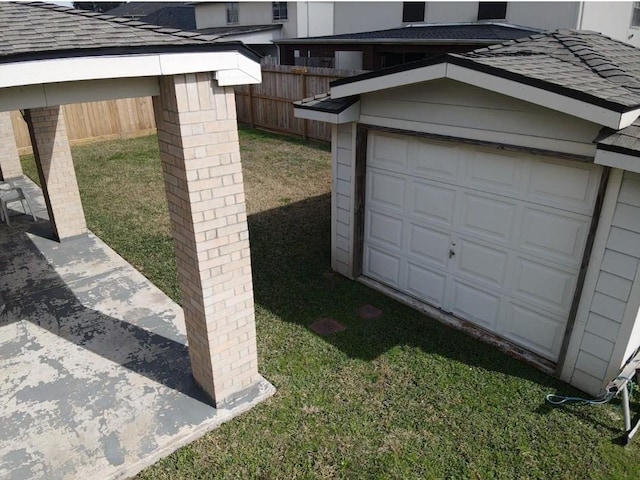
[477,2,507,20]
[632,2,640,27]
[272,2,288,21]
[402,2,425,23]
[226,2,238,24]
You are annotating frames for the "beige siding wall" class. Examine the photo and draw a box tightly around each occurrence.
[359,79,601,157]
[566,172,640,395]
[332,123,356,278]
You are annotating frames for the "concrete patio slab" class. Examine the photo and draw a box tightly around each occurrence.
[0,177,275,480]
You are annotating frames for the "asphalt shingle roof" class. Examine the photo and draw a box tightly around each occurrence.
[140,6,196,31]
[595,121,640,155]
[0,2,258,62]
[331,30,640,113]
[279,23,539,44]
[294,94,359,114]
[106,2,187,18]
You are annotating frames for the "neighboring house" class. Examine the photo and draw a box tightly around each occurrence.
[295,30,640,397]
[275,23,541,70]
[193,2,640,65]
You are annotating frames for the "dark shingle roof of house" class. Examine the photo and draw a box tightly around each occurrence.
[196,24,283,37]
[106,1,186,18]
[294,94,359,114]
[276,22,540,45]
[0,2,259,62]
[331,30,640,112]
[140,5,196,31]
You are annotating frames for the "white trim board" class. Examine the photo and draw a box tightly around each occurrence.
[0,51,261,90]
[330,62,640,130]
[595,149,640,174]
[294,102,360,124]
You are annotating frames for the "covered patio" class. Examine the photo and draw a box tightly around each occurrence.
[0,3,274,478]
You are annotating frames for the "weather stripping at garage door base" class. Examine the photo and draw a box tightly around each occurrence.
[358,275,556,376]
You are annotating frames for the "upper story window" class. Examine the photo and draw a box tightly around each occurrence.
[632,2,640,27]
[402,2,425,23]
[226,2,239,24]
[273,2,288,21]
[477,2,507,20]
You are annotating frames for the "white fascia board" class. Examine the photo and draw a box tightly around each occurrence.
[330,63,446,99]
[594,148,640,173]
[214,53,262,86]
[619,109,640,129]
[0,51,261,90]
[294,101,360,124]
[446,64,623,129]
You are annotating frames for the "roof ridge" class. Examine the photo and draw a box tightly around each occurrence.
[19,1,220,43]
[551,30,640,90]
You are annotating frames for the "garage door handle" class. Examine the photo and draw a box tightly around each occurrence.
[449,249,455,258]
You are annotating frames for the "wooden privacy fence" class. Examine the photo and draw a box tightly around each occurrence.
[234,65,366,142]
[9,65,364,152]
[10,97,157,155]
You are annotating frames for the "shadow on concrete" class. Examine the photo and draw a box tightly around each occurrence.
[1,212,208,405]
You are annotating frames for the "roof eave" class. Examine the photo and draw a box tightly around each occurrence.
[275,38,521,46]
[329,55,640,130]
[0,48,262,90]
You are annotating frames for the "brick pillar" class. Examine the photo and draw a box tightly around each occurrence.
[0,111,23,180]
[25,106,86,240]
[153,73,259,408]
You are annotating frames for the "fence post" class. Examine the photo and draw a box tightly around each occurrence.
[300,70,308,141]
[248,84,255,129]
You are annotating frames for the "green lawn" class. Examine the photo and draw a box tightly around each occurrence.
[21,128,640,479]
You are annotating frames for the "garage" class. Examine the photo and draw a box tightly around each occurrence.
[295,30,640,397]
[363,131,602,360]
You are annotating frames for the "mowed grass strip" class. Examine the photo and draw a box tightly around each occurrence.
[21,127,640,479]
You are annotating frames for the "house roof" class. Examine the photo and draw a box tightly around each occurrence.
[294,94,359,114]
[595,121,640,157]
[139,5,196,31]
[276,22,541,45]
[0,1,261,63]
[196,24,283,38]
[106,1,188,19]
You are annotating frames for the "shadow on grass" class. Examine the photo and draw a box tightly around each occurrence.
[248,193,599,398]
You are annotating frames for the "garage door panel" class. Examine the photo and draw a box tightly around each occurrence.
[365,246,401,288]
[406,262,446,308]
[411,140,460,182]
[512,258,576,314]
[458,192,516,244]
[367,170,406,212]
[504,302,565,359]
[454,238,509,289]
[526,159,597,213]
[464,148,523,195]
[367,210,403,250]
[450,280,501,330]
[410,180,456,226]
[364,132,600,362]
[519,207,589,266]
[369,133,409,172]
[408,223,450,268]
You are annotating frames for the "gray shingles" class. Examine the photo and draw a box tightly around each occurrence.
[0,1,231,60]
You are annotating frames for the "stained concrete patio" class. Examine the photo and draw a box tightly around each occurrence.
[0,177,275,480]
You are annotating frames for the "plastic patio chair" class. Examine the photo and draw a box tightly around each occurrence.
[0,181,37,226]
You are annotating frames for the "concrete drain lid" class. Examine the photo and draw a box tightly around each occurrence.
[310,318,345,336]
[356,304,383,320]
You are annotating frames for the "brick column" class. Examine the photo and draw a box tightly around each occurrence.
[25,106,87,240]
[153,73,259,408]
[0,111,23,180]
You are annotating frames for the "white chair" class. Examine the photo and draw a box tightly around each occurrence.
[0,182,36,225]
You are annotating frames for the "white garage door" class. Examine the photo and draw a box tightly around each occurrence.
[363,132,602,361]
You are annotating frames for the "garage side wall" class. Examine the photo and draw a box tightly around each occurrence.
[563,171,640,395]
[332,123,357,278]
[359,79,601,157]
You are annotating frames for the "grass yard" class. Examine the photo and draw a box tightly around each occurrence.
[21,127,640,479]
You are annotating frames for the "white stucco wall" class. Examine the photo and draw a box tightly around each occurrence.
[580,2,640,48]
[333,2,402,34]
[296,1,334,37]
[506,2,579,31]
[195,2,298,38]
